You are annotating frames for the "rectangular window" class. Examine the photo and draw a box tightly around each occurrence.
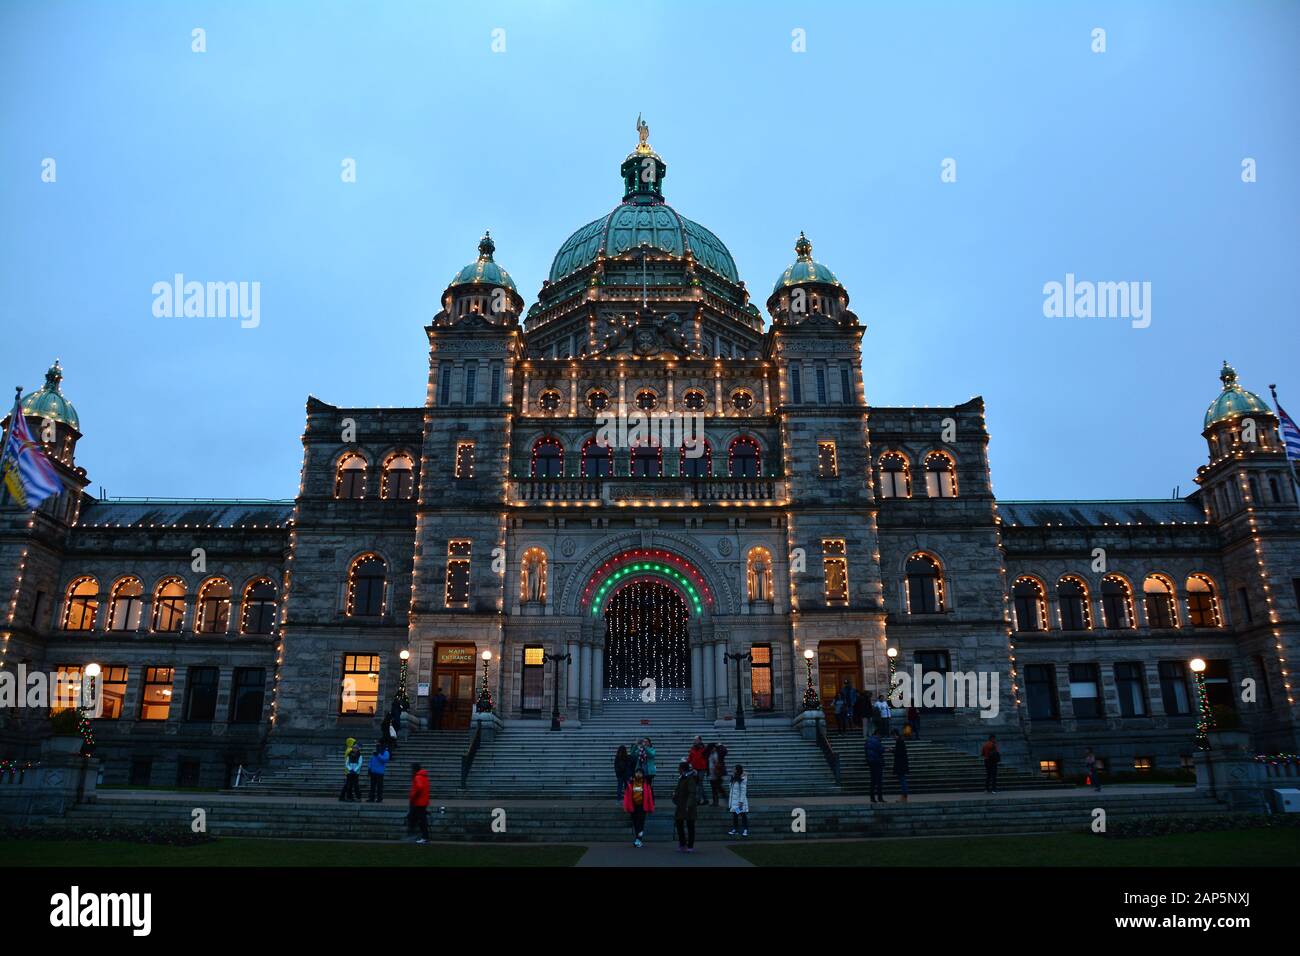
[1038,759,1061,778]
[445,540,472,607]
[438,365,452,406]
[1237,587,1252,624]
[455,441,475,479]
[821,539,848,604]
[99,666,127,719]
[129,758,152,787]
[229,667,266,724]
[184,666,219,722]
[1253,655,1274,709]
[1025,663,1059,720]
[464,364,478,404]
[1133,756,1154,772]
[815,367,827,403]
[341,654,381,715]
[52,665,82,714]
[140,667,175,721]
[1203,659,1234,710]
[914,650,953,710]
[31,590,47,628]
[1158,660,1191,715]
[840,366,853,404]
[1114,662,1147,717]
[1068,663,1103,719]
[491,364,502,404]
[817,441,838,478]
[521,646,545,713]
[750,644,773,711]
[789,367,802,404]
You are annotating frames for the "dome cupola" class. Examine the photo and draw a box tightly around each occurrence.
[1204,360,1272,430]
[448,231,518,294]
[771,231,841,296]
[21,359,79,431]
[441,232,525,325]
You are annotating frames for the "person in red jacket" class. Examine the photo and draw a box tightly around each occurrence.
[622,768,654,847]
[688,736,709,805]
[408,762,430,844]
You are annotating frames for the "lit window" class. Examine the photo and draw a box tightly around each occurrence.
[197,578,232,634]
[1142,574,1178,629]
[1013,577,1048,632]
[1133,756,1154,772]
[1186,574,1221,628]
[455,441,475,479]
[1058,576,1091,630]
[240,579,277,635]
[99,666,127,719]
[445,540,471,607]
[817,441,838,478]
[906,554,944,613]
[63,577,99,631]
[348,555,387,617]
[335,454,367,499]
[152,578,186,632]
[520,547,547,604]
[878,453,910,499]
[822,539,848,604]
[924,452,957,498]
[1038,759,1061,778]
[341,654,380,715]
[108,577,144,632]
[750,644,773,710]
[52,665,83,713]
[382,453,415,500]
[139,667,175,721]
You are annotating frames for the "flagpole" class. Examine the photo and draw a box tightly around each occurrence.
[1268,383,1300,496]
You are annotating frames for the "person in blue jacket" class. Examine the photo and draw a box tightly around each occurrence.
[865,728,885,804]
[367,743,390,802]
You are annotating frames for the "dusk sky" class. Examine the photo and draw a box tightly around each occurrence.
[2,0,1296,501]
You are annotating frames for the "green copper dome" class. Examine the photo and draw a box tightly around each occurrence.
[772,232,840,295]
[449,233,517,293]
[21,360,79,431]
[1204,361,1271,429]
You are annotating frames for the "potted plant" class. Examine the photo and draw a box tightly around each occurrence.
[43,709,87,757]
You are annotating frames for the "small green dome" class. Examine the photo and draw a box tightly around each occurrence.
[21,360,79,431]
[1204,361,1271,429]
[449,232,517,293]
[772,232,840,295]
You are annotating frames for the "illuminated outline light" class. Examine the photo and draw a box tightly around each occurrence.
[590,563,705,618]
[581,548,714,612]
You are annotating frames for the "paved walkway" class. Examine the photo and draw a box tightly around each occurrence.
[576,841,753,867]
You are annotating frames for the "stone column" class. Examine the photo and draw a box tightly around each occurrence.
[567,638,580,714]
[592,644,604,714]
[691,645,704,711]
[701,641,715,717]
[580,642,593,718]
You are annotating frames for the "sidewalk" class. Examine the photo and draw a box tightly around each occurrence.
[576,841,753,867]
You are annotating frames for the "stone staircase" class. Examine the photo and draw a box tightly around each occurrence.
[827,732,1061,795]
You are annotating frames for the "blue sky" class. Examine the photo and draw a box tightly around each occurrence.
[1,0,1296,501]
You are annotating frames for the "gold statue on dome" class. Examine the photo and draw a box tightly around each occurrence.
[636,113,650,152]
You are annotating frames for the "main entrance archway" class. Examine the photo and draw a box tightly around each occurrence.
[603,579,691,701]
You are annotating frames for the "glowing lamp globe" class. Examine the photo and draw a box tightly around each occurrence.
[84,662,101,678]
[1189,658,1206,673]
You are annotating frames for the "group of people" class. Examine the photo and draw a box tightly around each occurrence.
[338,699,407,803]
[863,727,910,803]
[618,735,750,849]
[833,681,921,739]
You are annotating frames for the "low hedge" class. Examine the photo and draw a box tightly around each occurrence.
[0,824,216,846]
[1095,813,1299,839]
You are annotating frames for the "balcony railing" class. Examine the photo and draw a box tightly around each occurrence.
[510,476,782,505]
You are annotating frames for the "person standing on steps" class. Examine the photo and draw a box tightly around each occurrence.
[981,734,1001,793]
[1085,747,1101,791]
[865,728,885,803]
[380,714,397,758]
[429,688,447,731]
[841,680,858,732]
[907,705,920,739]
[688,736,709,805]
[853,689,869,733]
[408,762,430,844]
[642,737,657,788]
[615,744,634,801]
[622,767,654,847]
[891,730,910,803]
[707,742,727,806]
[339,745,363,802]
[727,764,749,836]
[367,741,389,802]
[832,690,846,735]
[673,760,699,852]
[874,695,892,737]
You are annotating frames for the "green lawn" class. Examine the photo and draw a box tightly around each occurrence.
[731,828,1300,867]
[5,838,586,867]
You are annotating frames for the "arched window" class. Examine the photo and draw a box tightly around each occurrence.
[1142,574,1178,629]
[531,437,564,478]
[906,553,945,614]
[520,548,547,604]
[1057,575,1091,630]
[241,579,278,634]
[381,453,415,500]
[630,442,662,478]
[108,576,144,632]
[1186,574,1221,628]
[878,452,911,499]
[581,438,613,478]
[1100,575,1135,629]
[635,389,658,411]
[747,546,774,603]
[586,389,610,412]
[682,389,707,412]
[538,389,562,413]
[1013,576,1048,632]
[730,390,754,413]
[335,453,367,499]
[197,578,233,634]
[348,554,387,617]
[680,440,712,478]
[63,576,99,631]
[729,437,761,478]
[924,452,958,498]
[152,578,186,632]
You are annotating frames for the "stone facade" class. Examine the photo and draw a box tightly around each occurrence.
[2,135,1297,789]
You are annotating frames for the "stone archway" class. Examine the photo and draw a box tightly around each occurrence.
[603,578,692,702]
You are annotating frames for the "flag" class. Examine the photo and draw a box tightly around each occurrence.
[1,394,63,510]
[1277,399,1300,465]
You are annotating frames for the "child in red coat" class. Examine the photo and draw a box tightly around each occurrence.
[622,768,654,847]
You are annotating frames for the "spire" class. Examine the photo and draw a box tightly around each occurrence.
[795,231,813,260]
[1219,359,1238,389]
[477,231,495,260]
[45,359,64,391]
[621,114,666,203]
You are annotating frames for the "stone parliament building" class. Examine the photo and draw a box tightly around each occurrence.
[3,126,1298,790]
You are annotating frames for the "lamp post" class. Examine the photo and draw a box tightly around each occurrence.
[78,663,100,757]
[886,646,898,699]
[542,650,571,731]
[802,648,820,711]
[724,650,752,730]
[397,649,411,711]
[1190,657,1212,750]
[476,650,494,714]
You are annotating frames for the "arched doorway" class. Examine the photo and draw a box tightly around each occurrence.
[603,579,691,702]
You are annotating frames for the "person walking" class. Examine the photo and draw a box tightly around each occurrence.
[727,764,749,837]
[615,744,634,801]
[841,680,858,731]
[688,736,709,805]
[865,728,885,803]
[707,742,728,806]
[1085,747,1101,791]
[429,688,447,731]
[672,760,699,852]
[339,745,363,802]
[892,730,910,802]
[833,691,846,735]
[874,695,892,736]
[906,705,920,739]
[622,767,654,847]
[981,734,1001,793]
[367,742,389,802]
[408,762,430,844]
[380,714,398,758]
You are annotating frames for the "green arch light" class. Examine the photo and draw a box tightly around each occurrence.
[591,562,704,617]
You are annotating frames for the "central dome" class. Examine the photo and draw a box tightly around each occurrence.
[547,119,739,285]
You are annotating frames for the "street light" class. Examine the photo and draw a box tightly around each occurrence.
[397,649,411,710]
[1190,657,1212,749]
[542,650,572,731]
[83,662,100,713]
[724,650,752,730]
[802,648,820,711]
[476,650,494,713]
